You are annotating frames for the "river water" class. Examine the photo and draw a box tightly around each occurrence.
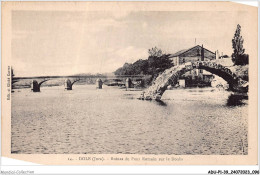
[11,85,248,155]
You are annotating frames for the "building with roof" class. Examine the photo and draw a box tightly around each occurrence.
[169,45,217,87]
[169,45,216,66]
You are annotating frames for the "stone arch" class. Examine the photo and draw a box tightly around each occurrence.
[140,61,248,100]
[64,78,80,90]
[31,79,49,92]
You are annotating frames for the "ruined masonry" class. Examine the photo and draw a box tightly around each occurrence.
[139,61,248,100]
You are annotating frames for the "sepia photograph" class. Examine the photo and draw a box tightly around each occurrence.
[1,1,258,166]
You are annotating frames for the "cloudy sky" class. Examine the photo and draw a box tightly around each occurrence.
[12,10,250,76]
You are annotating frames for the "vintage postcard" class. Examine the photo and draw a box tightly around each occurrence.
[1,1,258,165]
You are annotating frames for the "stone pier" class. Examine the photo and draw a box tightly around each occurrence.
[125,78,132,89]
[96,78,103,89]
[64,78,80,90]
[64,79,72,90]
[31,79,49,92]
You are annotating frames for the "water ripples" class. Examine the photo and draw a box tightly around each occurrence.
[11,85,248,155]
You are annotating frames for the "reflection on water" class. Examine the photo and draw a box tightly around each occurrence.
[11,85,248,155]
[227,94,248,107]
[155,100,167,106]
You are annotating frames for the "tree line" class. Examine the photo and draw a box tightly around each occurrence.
[114,47,173,81]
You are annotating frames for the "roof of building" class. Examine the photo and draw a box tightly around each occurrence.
[169,45,215,58]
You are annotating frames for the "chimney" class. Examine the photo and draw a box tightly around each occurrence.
[216,50,220,59]
[201,44,204,61]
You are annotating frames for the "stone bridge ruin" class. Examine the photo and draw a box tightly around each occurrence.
[139,61,248,100]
